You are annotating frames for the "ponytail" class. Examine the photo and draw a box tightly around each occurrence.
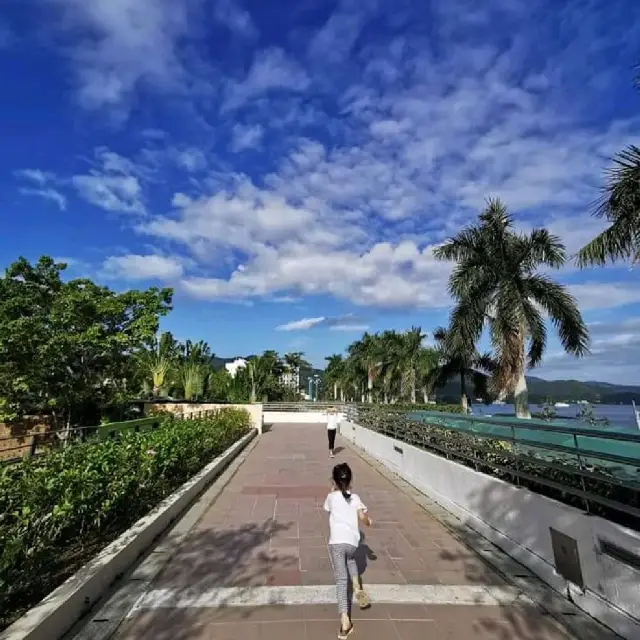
[332,463,353,503]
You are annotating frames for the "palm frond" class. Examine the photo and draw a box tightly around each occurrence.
[527,275,590,356]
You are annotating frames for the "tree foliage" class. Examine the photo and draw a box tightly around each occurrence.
[0,257,172,425]
[434,199,589,418]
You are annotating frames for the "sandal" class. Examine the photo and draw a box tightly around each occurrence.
[338,623,354,639]
[354,589,370,609]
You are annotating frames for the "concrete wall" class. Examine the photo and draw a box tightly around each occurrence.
[144,403,263,433]
[263,410,345,425]
[341,419,640,640]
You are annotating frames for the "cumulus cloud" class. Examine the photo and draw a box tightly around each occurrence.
[44,0,200,112]
[230,123,264,152]
[102,254,184,281]
[175,148,207,172]
[72,148,146,214]
[213,0,257,38]
[222,48,310,112]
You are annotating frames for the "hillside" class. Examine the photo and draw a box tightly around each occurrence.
[434,374,640,405]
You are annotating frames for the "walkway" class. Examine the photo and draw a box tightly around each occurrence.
[111,424,575,639]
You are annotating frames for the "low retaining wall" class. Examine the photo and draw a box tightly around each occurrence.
[144,402,263,433]
[1,430,257,640]
[341,420,640,640]
[263,410,345,425]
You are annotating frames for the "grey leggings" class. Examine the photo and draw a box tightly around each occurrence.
[328,543,358,614]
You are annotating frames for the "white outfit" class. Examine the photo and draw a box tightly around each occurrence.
[327,414,338,430]
[323,491,367,547]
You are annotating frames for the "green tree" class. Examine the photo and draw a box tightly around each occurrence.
[434,199,589,418]
[137,331,179,397]
[0,256,172,426]
[324,354,345,401]
[428,327,495,411]
[347,332,383,403]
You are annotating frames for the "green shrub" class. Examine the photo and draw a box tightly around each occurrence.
[0,408,251,630]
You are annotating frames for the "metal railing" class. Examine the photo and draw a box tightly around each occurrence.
[263,402,347,411]
[345,405,640,527]
[0,410,220,464]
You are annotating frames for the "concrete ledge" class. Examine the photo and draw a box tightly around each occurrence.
[1,429,257,640]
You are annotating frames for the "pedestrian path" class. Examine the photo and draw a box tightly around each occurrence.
[112,424,576,639]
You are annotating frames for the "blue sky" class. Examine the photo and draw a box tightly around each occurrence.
[1,0,640,382]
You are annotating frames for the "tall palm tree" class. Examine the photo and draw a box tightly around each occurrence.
[284,352,303,390]
[416,345,439,404]
[429,327,495,411]
[347,332,382,403]
[434,198,589,418]
[576,145,640,267]
[324,354,344,401]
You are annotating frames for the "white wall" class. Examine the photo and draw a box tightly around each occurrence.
[264,411,345,425]
[341,420,640,640]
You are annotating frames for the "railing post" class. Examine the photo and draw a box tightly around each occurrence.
[573,432,590,514]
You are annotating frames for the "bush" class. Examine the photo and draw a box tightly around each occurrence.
[354,406,639,531]
[0,408,252,630]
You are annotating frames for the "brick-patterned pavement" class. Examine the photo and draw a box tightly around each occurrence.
[114,424,575,639]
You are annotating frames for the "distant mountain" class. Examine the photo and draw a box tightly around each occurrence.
[434,374,640,405]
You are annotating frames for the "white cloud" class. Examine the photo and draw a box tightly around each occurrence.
[102,254,184,280]
[176,148,207,172]
[72,148,145,214]
[213,0,257,38]
[19,188,67,211]
[45,0,199,112]
[15,168,55,185]
[230,123,264,152]
[222,48,310,112]
[568,283,640,311]
[537,318,640,384]
[276,317,327,331]
[276,315,369,332]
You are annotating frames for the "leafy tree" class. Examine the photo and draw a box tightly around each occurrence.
[434,199,589,418]
[0,256,172,425]
[324,354,345,401]
[137,331,179,397]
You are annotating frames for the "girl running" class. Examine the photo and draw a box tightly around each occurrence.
[324,463,372,639]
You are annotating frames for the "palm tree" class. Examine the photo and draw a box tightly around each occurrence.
[434,198,589,418]
[283,352,303,390]
[416,345,439,404]
[429,327,495,411]
[577,73,640,267]
[347,332,383,403]
[576,145,640,267]
[324,354,345,401]
[138,331,179,396]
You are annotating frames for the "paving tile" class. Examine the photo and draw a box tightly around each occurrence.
[106,424,578,640]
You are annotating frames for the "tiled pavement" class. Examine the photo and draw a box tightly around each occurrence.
[113,424,576,639]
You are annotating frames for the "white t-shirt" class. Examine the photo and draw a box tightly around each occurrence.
[324,491,367,547]
[327,414,338,430]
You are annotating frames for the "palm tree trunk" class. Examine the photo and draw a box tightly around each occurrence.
[514,369,531,419]
[460,370,468,412]
[410,369,416,404]
[333,382,338,400]
[423,388,428,403]
[367,372,373,403]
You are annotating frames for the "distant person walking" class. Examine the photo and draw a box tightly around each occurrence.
[327,406,338,457]
[324,463,372,638]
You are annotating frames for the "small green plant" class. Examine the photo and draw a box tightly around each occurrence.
[576,403,610,428]
[540,397,557,422]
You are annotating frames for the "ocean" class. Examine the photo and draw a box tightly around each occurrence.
[471,403,639,433]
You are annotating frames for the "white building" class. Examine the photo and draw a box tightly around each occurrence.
[280,369,300,390]
[225,358,247,378]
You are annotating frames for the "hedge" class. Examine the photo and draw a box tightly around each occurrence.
[354,406,639,532]
[0,408,252,630]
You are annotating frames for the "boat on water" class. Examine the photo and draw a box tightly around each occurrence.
[554,402,570,408]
